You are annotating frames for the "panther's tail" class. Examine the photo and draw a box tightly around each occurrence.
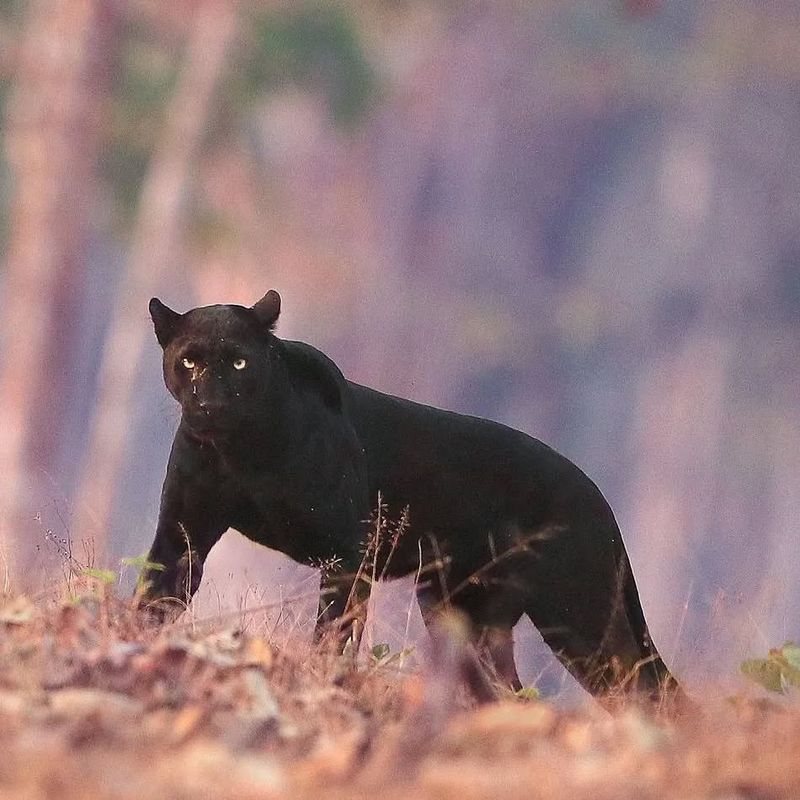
[618,547,690,710]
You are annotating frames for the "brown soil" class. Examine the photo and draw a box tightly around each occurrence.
[0,591,795,800]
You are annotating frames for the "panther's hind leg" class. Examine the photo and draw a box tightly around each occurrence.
[417,583,525,701]
[475,626,523,693]
[522,589,675,708]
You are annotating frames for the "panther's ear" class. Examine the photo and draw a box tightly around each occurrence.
[149,297,182,348]
[252,290,281,331]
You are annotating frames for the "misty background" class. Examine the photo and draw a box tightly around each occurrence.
[0,0,798,700]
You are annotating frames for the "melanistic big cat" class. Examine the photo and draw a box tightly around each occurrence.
[140,290,683,705]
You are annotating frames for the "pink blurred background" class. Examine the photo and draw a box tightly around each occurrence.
[0,0,798,700]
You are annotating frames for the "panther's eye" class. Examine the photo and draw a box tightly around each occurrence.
[181,357,195,370]
[233,358,247,371]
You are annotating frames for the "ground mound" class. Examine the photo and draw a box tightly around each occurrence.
[0,592,795,799]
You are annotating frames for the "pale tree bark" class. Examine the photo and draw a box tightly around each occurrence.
[72,1,239,561]
[0,0,118,581]
[760,400,800,648]
[626,331,730,677]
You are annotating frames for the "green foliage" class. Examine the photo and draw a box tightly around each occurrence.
[0,0,24,24]
[100,19,179,224]
[120,555,165,572]
[124,554,165,597]
[81,556,165,592]
[515,686,540,702]
[100,4,376,233]
[82,567,118,585]
[236,3,376,127]
[371,642,391,661]
[741,643,800,693]
[370,642,414,668]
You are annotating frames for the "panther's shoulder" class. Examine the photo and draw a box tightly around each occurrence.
[280,339,347,412]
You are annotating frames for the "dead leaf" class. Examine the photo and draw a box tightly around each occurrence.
[0,597,36,625]
[242,637,274,669]
[171,704,207,742]
[47,688,143,720]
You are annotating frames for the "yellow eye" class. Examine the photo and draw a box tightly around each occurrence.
[182,358,195,369]
[233,358,247,370]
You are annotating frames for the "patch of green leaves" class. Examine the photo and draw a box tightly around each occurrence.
[370,642,414,668]
[82,567,118,585]
[0,0,24,24]
[741,643,800,693]
[371,642,391,661]
[100,18,179,224]
[81,556,165,593]
[237,3,376,128]
[125,555,165,597]
[121,555,165,572]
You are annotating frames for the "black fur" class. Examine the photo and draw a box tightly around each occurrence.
[140,291,683,704]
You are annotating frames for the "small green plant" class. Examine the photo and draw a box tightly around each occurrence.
[78,566,119,609]
[82,567,118,585]
[125,555,166,599]
[65,555,167,604]
[370,642,415,669]
[741,643,800,693]
[371,642,391,662]
[121,555,166,575]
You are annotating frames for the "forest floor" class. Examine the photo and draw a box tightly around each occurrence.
[0,589,797,800]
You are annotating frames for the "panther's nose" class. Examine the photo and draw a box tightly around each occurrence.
[196,398,224,415]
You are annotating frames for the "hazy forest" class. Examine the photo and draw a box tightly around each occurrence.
[0,3,800,796]
[0,0,800,800]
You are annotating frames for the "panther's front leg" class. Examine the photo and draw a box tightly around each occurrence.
[137,438,228,621]
[315,560,370,654]
[138,517,223,621]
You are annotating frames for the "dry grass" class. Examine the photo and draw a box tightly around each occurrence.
[0,588,797,800]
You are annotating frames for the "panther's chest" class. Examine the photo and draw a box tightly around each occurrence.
[222,469,365,568]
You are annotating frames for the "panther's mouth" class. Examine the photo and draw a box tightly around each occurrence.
[184,412,233,440]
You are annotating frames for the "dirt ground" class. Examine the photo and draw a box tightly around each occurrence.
[0,590,796,800]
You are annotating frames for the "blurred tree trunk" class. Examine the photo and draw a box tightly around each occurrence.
[0,0,118,582]
[72,1,239,562]
[626,331,730,673]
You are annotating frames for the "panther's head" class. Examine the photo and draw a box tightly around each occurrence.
[149,290,282,439]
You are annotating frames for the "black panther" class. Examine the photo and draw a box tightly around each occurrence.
[140,290,683,706]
